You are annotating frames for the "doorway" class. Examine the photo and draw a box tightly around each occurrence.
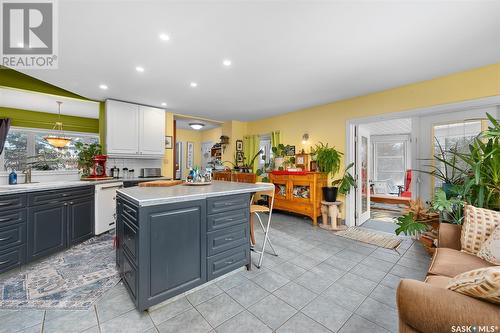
[345,96,500,230]
[201,141,214,170]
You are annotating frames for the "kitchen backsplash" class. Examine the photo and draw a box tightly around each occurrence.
[0,158,163,185]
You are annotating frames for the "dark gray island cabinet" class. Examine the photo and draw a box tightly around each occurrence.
[115,181,273,311]
[0,186,95,274]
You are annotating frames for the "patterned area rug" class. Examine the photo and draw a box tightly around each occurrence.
[0,233,120,310]
[336,226,402,249]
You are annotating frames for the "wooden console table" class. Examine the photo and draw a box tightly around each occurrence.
[213,171,256,183]
[269,172,327,225]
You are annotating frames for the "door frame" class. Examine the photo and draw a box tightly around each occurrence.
[356,125,371,225]
[344,95,500,227]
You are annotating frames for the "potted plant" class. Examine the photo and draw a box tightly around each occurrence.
[74,142,103,177]
[312,142,342,202]
[271,144,287,170]
[331,163,356,195]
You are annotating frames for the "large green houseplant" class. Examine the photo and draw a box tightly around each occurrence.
[396,112,500,237]
[312,142,343,202]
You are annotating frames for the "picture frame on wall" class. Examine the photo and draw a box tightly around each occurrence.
[165,136,173,149]
[187,142,194,168]
[236,139,243,152]
[236,151,244,163]
[295,153,309,170]
[285,145,296,156]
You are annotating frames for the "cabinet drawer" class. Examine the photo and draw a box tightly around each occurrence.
[207,246,249,280]
[270,175,289,182]
[0,245,25,274]
[207,194,249,215]
[0,209,26,228]
[290,174,315,181]
[122,252,137,299]
[123,219,138,262]
[28,186,93,206]
[122,201,138,226]
[207,209,248,231]
[0,223,26,251]
[207,224,248,256]
[0,194,27,212]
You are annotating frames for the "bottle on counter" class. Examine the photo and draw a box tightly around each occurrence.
[9,170,17,185]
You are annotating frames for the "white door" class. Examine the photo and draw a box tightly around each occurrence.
[139,106,165,156]
[105,100,139,155]
[356,126,371,225]
[201,141,213,170]
[175,141,183,179]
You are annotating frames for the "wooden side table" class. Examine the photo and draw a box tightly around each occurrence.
[320,201,346,231]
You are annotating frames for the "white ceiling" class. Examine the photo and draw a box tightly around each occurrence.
[19,0,500,121]
[0,87,100,118]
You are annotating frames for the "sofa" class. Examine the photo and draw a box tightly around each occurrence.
[396,223,500,333]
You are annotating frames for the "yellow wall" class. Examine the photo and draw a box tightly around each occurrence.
[246,63,500,159]
[176,129,203,177]
[162,112,175,178]
[220,120,248,165]
[201,127,222,144]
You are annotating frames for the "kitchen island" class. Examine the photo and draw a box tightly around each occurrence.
[115,181,273,311]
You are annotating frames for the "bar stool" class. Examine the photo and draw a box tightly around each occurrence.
[250,182,278,268]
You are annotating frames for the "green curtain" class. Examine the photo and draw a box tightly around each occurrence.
[243,135,260,172]
[271,130,281,148]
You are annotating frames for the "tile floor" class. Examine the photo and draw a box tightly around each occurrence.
[0,213,431,333]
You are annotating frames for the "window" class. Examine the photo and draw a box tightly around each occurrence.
[1,127,99,172]
[432,120,482,187]
[372,135,410,187]
[258,134,272,168]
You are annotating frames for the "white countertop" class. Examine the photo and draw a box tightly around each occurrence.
[117,181,274,206]
[0,177,172,195]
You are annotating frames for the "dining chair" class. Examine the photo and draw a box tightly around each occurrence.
[250,182,278,268]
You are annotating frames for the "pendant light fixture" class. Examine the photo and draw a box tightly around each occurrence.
[44,101,72,148]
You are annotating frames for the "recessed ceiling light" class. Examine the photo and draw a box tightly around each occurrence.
[99,84,108,90]
[189,123,205,130]
[159,33,170,41]
[190,82,198,88]
[161,102,167,107]
[135,66,144,72]
[222,59,232,67]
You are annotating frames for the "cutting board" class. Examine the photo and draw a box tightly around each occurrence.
[138,180,184,187]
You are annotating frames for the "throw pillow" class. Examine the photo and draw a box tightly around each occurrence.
[447,266,500,305]
[461,205,500,255]
[477,224,500,265]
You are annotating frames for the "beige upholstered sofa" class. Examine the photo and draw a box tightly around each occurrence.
[396,223,499,333]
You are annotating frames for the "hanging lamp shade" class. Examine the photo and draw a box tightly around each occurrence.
[44,101,71,148]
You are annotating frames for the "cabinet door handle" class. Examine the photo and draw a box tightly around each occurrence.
[0,260,10,265]
[61,193,69,197]
[0,201,13,206]
[69,202,74,205]
[0,217,12,222]
[224,237,234,241]
[0,236,12,241]
[224,260,234,265]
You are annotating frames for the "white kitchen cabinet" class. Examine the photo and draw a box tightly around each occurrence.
[105,100,165,158]
[106,100,140,155]
[139,105,166,156]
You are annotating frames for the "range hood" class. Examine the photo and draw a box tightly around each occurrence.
[0,118,11,155]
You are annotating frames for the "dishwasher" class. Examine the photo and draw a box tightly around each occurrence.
[95,182,123,235]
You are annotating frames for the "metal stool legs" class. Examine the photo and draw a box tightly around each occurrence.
[253,211,278,268]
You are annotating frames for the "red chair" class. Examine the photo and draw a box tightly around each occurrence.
[401,169,412,197]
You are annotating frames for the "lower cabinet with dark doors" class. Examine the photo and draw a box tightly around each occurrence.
[116,193,251,311]
[0,186,95,274]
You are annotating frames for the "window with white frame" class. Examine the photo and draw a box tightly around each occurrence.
[432,120,482,188]
[258,134,272,169]
[0,127,99,172]
[372,135,410,187]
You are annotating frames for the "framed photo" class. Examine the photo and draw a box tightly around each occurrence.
[165,136,173,149]
[187,142,194,168]
[284,145,296,156]
[295,153,309,170]
[236,139,243,152]
[309,160,318,172]
[236,151,244,163]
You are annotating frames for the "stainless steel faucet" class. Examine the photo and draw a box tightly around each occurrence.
[23,166,32,184]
